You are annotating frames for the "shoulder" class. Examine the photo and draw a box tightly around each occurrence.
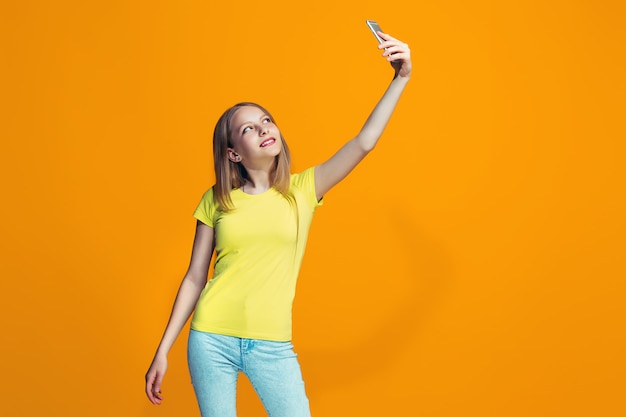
[200,185,216,198]
[196,185,218,206]
[290,167,322,208]
[194,186,219,226]
[290,167,316,189]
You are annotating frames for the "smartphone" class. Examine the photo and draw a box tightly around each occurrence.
[366,20,384,44]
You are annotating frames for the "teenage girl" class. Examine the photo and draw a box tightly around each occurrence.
[145,31,412,417]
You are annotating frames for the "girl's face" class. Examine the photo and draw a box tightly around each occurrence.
[228,106,283,164]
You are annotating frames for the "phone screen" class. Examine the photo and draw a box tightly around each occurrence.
[366,20,384,44]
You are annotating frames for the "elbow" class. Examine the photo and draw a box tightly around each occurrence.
[361,142,376,153]
[184,270,209,288]
[356,134,379,153]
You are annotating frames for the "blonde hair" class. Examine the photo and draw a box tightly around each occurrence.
[212,102,292,211]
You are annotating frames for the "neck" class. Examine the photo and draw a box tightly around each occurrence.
[242,169,272,194]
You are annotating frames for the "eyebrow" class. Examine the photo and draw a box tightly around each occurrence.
[236,114,270,130]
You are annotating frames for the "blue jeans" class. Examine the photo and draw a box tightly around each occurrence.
[188,330,311,417]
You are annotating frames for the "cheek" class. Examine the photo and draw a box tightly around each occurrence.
[230,134,249,151]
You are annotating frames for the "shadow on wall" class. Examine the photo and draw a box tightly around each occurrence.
[298,205,455,396]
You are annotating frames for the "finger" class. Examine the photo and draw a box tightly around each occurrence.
[378,40,396,50]
[383,43,410,56]
[146,380,156,403]
[153,374,164,401]
[380,42,409,56]
[145,373,163,405]
[382,41,409,51]
[386,51,411,63]
[381,45,405,56]
[147,388,163,405]
[377,31,398,43]
[152,391,163,405]
[383,49,410,61]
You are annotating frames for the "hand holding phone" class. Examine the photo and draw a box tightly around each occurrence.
[365,20,412,78]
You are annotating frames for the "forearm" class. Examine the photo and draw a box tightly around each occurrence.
[356,75,410,151]
[154,276,205,357]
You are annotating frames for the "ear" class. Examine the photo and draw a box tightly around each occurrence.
[227,148,242,162]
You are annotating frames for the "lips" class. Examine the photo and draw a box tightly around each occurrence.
[260,138,276,148]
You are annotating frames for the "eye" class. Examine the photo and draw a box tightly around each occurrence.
[262,117,271,123]
[242,126,252,133]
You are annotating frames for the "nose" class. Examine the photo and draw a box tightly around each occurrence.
[259,124,269,135]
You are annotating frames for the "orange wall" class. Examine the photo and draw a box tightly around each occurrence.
[1,1,625,416]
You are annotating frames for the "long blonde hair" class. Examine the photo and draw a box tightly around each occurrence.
[212,102,292,211]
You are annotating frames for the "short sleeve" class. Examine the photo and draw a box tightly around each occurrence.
[193,187,217,227]
[291,166,324,209]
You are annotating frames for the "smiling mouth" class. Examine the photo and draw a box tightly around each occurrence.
[260,138,276,147]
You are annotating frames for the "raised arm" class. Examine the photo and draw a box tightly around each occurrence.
[314,32,412,201]
[145,220,214,405]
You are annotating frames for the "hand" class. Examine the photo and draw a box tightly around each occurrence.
[378,32,412,79]
[145,353,168,405]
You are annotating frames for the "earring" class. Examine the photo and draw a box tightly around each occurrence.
[235,155,242,161]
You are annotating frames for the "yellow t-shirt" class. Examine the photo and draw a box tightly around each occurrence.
[191,167,322,341]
